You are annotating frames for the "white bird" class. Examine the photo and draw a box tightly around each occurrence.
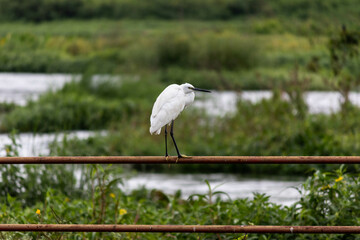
[150,83,211,158]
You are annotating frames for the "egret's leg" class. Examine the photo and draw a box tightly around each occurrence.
[164,125,169,161]
[170,120,183,159]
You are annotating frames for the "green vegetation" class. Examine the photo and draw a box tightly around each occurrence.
[44,86,360,175]
[2,35,360,175]
[0,76,162,132]
[1,1,360,238]
[3,73,360,175]
[1,0,359,23]
[0,20,323,79]
[0,19,339,90]
[1,156,359,239]
[0,0,359,90]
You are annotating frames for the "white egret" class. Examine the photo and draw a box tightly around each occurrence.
[150,83,211,159]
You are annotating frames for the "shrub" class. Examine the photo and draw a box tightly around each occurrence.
[157,34,190,68]
[191,32,260,70]
[1,92,134,132]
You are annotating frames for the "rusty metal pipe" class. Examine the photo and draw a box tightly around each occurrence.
[0,224,359,234]
[1,156,360,164]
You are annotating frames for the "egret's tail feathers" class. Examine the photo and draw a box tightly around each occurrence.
[150,127,161,135]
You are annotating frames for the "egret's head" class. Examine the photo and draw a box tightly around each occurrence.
[181,83,211,94]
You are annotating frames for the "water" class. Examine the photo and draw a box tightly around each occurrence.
[194,91,360,116]
[0,131,103,157]
[0,73,77,105]
[1,73,359,115]
[124,173,302,206]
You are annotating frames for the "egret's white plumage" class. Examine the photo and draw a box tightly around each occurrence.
[150,83,210,158]
[150,83,195,135]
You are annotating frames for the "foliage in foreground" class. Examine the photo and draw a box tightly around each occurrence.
[0,165,359,240]
[1,137,359,240]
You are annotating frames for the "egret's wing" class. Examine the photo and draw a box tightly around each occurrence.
[150,85,185,134]
[150,99,185,133]
[151,84,178,117]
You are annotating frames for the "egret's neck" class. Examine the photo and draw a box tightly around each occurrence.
[184,92,195,108]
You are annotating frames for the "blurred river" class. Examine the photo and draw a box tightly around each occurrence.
[0,73,77,105]
[3,73,351,205]
[1,73,360,115]
[123,173,303,206]
[0,131,102,156]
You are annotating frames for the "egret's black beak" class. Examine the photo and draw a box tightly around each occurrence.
[191,87,211,93]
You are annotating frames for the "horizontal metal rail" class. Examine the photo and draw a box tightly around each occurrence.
[0,224,359,234]
[1,156,360,164]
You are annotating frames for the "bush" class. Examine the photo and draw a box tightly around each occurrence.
[0,51,61,72]
[157,34,190,68]
[0,0,258,22]
[1,91,135,132]
[1,0,358,22]
[191,32,260,70]
[253,18,284,34]
[295,166,360,227]
[1,76,163,133]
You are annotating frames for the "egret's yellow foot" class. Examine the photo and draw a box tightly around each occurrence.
[176,154,191,163]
